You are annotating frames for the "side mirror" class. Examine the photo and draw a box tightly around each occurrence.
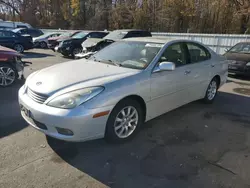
[153,62,175,73]
[224,48,229,52]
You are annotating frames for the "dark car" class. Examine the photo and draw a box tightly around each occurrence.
[75,29,152,59]
[225,42,250,76]
[12,28,44,38]
[57,31,108,57]
[0,30,33,53]
[48,31,81,50]
[0,45,24,87]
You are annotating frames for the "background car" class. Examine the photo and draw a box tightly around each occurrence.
[48,31,81,50]
[0,45,24,87]
[57,31,108,57]
[225,42,250,76]
[75,29,152,59]
[19,38,228,143]
[33,32,62,48]
[0,30,33,53]
[12,28,44,38]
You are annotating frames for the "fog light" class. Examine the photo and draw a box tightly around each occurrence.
[56,127,74,136]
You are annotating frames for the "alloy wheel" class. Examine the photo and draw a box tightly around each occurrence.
[0,66,16,86]
[14,44,24,53]
[40,42,47,48]
[207,80,217,100]
[114,106,139,138]
[73,48,82,56]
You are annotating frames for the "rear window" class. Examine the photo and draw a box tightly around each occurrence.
[104,31,128,40]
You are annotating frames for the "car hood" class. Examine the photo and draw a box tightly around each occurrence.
[82,38,103,48]
[49,36,70,41]
[27,59,140,95]
[33,36,46,41]
[0,45,23,57]
[225,52,250,63]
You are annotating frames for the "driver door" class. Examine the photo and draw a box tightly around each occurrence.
[148,42,192,119]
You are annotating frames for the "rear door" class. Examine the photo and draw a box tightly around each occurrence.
[0,31,16,48]
[184,42,213,100]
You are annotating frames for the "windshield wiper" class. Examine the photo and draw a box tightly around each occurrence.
[92,57,121,67]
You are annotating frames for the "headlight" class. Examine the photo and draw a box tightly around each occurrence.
[82,47,87,52]
[246,62,250,66]
[47,87,104,109]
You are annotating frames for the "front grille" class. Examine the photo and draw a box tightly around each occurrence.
[27,88,48,104]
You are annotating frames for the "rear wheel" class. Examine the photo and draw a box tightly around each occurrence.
[13,44,24,53]
[0,63,17,87]
[203,78,219,103]
[40,41,47,49]
[105,99,144,143]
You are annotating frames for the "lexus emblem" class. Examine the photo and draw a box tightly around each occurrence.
[36,82,42,86]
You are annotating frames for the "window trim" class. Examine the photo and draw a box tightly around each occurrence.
[154,42,189,69]
[185,42,211,64]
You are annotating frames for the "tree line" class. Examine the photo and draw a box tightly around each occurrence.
[0,0,250,34]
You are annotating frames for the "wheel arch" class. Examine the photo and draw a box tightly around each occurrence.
[113,95,147,122]
[213,75,221,87]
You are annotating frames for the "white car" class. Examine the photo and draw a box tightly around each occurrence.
[19,38,228,143]
[33,33,62,48]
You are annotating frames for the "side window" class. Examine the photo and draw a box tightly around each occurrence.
[29,30,39,35]
[19,29,27,34]
[159,43,187,67]
[187,43,211,63]
[2,31,16,37]
[0,31,5,37]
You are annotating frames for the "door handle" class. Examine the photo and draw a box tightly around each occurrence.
[184,70,191,75]
[211,64,215,67]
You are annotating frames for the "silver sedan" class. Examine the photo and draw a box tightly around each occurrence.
[19,38,228,142]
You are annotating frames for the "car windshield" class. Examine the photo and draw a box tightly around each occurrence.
[90,41,163,70]
[103,30,128,40]
[228,43,250,54]
[72,31,88,39]
[37,33,53,38]
[60,32,75,37]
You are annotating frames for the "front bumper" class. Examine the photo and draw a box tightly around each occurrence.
[58,46,72,56]
[228,64,250,75]
[18,86,113,142]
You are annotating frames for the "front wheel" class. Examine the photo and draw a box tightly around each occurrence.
[105,99,144,143]
[203,78,219,103]
[72,48,82,58]
[0,63,17,87]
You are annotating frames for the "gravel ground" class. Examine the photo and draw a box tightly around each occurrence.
[1,49,250,188]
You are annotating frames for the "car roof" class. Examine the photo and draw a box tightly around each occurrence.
[113,29,150,32]
[123,37,176,44]
[123,37,205,45]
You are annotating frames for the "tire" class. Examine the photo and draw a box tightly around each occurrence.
[13,44,24,53]
[0,63,18,87]
[72,47,82,58]
[105,99,144,143]
[40,41,47,49]
[203,77,219,104]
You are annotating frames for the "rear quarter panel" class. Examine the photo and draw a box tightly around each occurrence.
[211,52,228,87]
